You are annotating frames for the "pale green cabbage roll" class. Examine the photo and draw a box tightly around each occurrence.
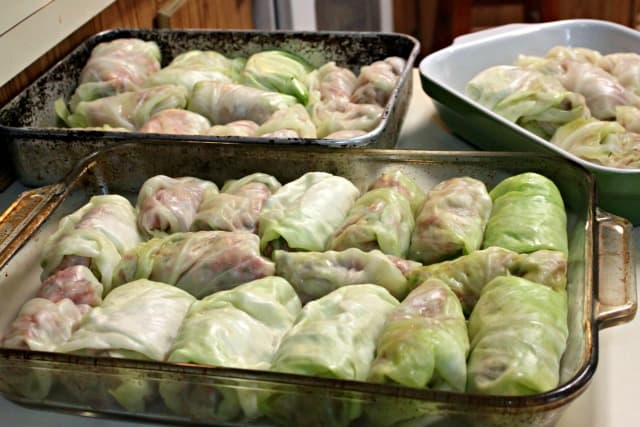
[69,38,161,108]
[138,108,211,134]
[466,65,588,139]
[136,175,218,237]
[188,81,299,125]
[328,187,415,258]
[57,279,195,360]
[258,171,360,255]
[309,100,383,138]
[57,84,188,130]
[112,231,275,298]
[260,284,399,427]
[551,116,640,168]
[191,173,281,233]
[255,104,318,138]
[367,169,426,214]
[273,248,411,302]
[307,61,357,105]
[599,52,640,96]
[482,172,568,256]
[144,50,245,92]
[467,276,568,395]
[545,46,602,64]
[240,50,313,104]
[350,57,405,106]
[409,176,492,265]
[615,105,640,133]
[37,265,104,306]
[40,194,142,293]
[368,278,469,390]
[406,247,567,315]
[159,276,301,422]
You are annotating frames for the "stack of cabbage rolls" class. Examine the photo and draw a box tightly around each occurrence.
[0,168,571,426]
[467,45,640,169]
[54,37,407,140]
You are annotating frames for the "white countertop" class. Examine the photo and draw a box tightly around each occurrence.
[0,69,638,426]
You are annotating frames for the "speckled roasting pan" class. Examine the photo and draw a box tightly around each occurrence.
[0,29,419,187]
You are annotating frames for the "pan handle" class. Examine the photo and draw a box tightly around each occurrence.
[595,208,637,329]
[0,184,66,267]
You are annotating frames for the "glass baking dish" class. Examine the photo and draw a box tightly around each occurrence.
[0,141,635,427]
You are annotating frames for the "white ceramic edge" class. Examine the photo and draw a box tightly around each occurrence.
[419,19,640,175]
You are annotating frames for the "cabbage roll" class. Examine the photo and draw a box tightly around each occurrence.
[240,50,313,104]
[57,84,188,130]
[259,171,360,255]
[144,50,245,92]
[2,298,89,352]
[273,248,411,302]
[40,194,142,293]
[307,61,357,105]
[549,116,640,168]
[368,278,469,391]
[191,172,281,233]
[409,176,492,265]
[138,109,211,135]
[467,276,568,395]
[309,99,383,138]
[466,65,588,139]
[599,52,640,96]
[69,38,161,108]
[202,120,259,137]
[545,46,602,65]
[260,284,398,427]
[328,187,415,257]
[483,172,568,255]
[615,105,640,133]
[37,265,103,306]
[159,276,301,422]
[136,175,218,237]
[555,59,640,120]
[406,247,567,315]
[367,169,426,214]
[188,81,299,125]
[350,57,405,106]
[57,279,195,360]
[255,104,317,138]
[112,230,275,298]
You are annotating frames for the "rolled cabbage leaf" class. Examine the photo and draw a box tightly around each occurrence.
[112,230,275,298]
[273,247,411,302]
[37,265,103,306]
[138,108,211,135]
[307,61,357,105]
[258,171,360,255]
[350,57,405,106]
[159,276,301,422]
[467,276,568,395]
[409,176,492,265]
[466,65,588,139]
[260,284,398,427]
[407,247,567,315]
[136,175,218,237]
[144,50,245,92]
[58,84,188,130]
[40,194,142,293]
[255,104,317,138]
[368,278,469,391]
[615,105,640,133]
[328,187,415,258]
[188,81,299,125]
[69,38,161,108]
[367,169,426,215]
[545,46,602,64]
[2,298,90,352]
[551,116,640,168]
[202,119,259,137]
[483,172,568,256]
[191,172,281,233]
[599,52,640,96]
[309,99,383,138]
[57,279,195,360]
[240,50,313,104]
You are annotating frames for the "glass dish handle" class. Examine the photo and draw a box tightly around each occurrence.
[596,208,638,329]
[0,184,65,267]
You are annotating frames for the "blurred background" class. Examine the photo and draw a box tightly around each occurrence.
[3,0,640,107]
